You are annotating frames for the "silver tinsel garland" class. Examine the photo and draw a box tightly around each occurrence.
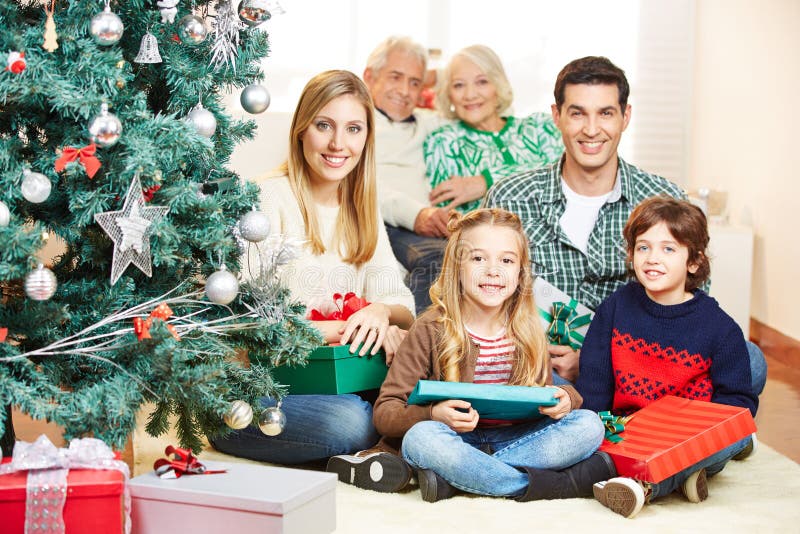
[210,1,243,70]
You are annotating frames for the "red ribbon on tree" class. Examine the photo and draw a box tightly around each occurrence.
[153,445,227,479]
[0,327,7,342]
[54,143,101,178]
[133,303,180,341]
[5,51,26,74]
[307,292,370,321]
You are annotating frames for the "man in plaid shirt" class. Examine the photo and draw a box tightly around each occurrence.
[483,56,685,382]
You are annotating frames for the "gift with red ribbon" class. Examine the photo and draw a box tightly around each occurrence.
[132,303,180,341]
[54,143,102,179]
[153,445,227,479]
[307,292,370,321]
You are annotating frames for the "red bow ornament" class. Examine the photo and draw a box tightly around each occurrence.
[153,445,227,479]
[5,51,26,74]
[133,303,180,341]
[54,143,101,179]
[307,292,370,321]
[0,327,7,342]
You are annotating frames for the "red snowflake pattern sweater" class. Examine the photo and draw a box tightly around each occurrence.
[575,282,757,417]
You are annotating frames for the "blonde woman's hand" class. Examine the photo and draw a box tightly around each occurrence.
[381,325,407,366]
[431,399,479,433]
[339,302,391,356]
[539,387,572,420]
[429,175,487,209]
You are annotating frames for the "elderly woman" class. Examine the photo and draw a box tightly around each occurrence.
[424,45,563,213]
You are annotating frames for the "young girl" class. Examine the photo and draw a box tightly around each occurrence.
[575,195,758,518]
[371,208,610,502]
[211,70,415,465]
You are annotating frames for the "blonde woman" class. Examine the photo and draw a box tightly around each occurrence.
[211,70,414,465]
[424,45,563,213]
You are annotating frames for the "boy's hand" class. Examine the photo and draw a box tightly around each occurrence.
[431,399,479,433]
[549,345,580,382]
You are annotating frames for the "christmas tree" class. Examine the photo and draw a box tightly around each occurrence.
[0,0,320,456]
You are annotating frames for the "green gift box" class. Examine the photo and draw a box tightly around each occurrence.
[270,344,388,394]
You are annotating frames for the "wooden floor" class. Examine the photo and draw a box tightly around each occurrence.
[7,324,800,466]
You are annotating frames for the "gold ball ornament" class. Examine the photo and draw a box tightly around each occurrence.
[223,400,254,429]
[258,406,286,436]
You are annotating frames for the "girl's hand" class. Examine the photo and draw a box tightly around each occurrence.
[431,399,479,433]
[539,387,572,420]
[382,325,407,366]
[339,302,391,356]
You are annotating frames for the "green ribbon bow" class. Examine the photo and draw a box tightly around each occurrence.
[539,299,592,350]
[599,411,630,444]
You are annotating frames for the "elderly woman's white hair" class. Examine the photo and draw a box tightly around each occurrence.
[436,44,514,121]
[365,36,428,74]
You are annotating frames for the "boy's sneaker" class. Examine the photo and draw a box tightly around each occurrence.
[680,468,709,503]
[592,477,645,518]
[732,434,758,461]
[417,469,458,503]
[326,450,412,493]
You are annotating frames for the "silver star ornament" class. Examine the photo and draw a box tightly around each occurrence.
[94,174,169,285]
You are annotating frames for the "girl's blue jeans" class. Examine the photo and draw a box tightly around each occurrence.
[401,408,604,497]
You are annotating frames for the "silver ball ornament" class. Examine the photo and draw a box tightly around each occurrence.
[25,263,57,301]
[240,84,271,114]
[0,200,9,227]
[238,210,270,242]
[258,406,286,436]
[238,0,272,27]
[21,169,52,204]
[89,104,123,147]
[90,6,125,46]
[223,400,254,430]
[186,103,217,138]
[205,264,239,305]
[177,14,208,46]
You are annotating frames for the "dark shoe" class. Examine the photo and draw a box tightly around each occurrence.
[679,468,708,503]
[732,434,758,461]
[593,477,646,518]
[417,469,458,503]
[515,451,617,501]
[326,450,412,493]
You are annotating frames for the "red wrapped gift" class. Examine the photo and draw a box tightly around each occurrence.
[0,435,129,534]
[599,395,756,483]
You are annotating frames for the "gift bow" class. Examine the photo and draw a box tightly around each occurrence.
[307,292,370,321]
[599,411,632,444]
[0,435,131,534]
[153,445,227,479]
[539,299,592,350]
[132,303,180,341]
[54,143,101,179]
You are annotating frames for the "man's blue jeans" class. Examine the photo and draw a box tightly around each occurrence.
[209,394,378,464]
[401,409,604,497]
[385,224,446,314]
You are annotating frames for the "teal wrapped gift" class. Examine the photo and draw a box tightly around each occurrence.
[270,344,387,395]
[407,380,558,420]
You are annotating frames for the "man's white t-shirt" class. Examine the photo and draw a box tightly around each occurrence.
[559,179,612,254]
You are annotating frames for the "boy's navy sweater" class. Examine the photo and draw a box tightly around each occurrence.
[576,282,758,417]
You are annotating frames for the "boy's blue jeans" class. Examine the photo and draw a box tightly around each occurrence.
[401,409,604,497]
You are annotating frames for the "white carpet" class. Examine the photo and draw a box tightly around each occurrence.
[133,412,800,534]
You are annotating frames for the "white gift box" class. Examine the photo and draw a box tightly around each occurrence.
[129,461,336,534]
[533,277,595,349]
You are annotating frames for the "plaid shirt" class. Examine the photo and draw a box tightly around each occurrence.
[483,155,686,311]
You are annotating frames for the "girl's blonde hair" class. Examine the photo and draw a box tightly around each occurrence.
[282,70,378,265]
[436,44,514,121]
[429,208,549,386]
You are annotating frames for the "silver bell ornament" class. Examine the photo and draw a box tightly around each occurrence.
[238,210,270,242]
[134,31,162,63]
[88,103,123,147]
[186,102,217,138]
[238,0,272,27]
[205,264,239,305]
[25,263,58,301]
[21,169,52,204]
[223,400,254,430]
[258,405,286,436]
[90,3,125,46]
[0,200,10,227]
[177,14,208,46]
[240,84,271,114]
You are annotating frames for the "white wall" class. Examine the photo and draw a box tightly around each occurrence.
[690,0,800,339]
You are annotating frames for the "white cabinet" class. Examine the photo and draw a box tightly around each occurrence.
[707,224,753,337]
